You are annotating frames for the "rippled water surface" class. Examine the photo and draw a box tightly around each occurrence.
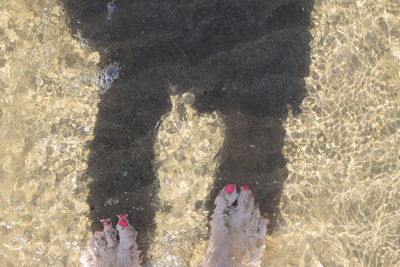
[0,0,399,266]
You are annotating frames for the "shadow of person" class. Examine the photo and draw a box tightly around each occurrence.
[182,2,314,232]
[62,0,313,261]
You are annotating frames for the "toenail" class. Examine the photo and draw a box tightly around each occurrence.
[225,184,235,193]
[242,185,250,190]
[118,219,129,227]
[103,222,110,226]
[249,193,254,198]
[264,212,269,217]
[95,230,103,232]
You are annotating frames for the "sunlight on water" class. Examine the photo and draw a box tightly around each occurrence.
[264,1,400,266]
[149,92,225,266]
[0,0,399,266]
[0,0,100,265]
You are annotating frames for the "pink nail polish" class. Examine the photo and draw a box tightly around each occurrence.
[225,184,235,193]
[242,185,250,190]
[95,230,103,232]
[118,219,129,227]
[249,193,254,198]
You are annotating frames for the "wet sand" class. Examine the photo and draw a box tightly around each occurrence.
[265,1,400,266]
[0,0,399,266]
[0,0,98,265]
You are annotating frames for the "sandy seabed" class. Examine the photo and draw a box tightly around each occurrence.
[0,0,399,266]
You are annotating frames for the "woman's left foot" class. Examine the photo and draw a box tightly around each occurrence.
[80,214,141,267]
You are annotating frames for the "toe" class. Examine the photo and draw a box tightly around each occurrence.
[258,214,269,237]
[249,204,262,231]
[221,184,239,205]
[238,185,253,213]
[231,185,254,228]
[213,184,239,214]
[101,218,118,248]
[115,213,142,266]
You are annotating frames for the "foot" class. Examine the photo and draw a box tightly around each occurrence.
[203,185,269,267]
[80,214,141,267]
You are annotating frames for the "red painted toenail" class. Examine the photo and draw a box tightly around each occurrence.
[225,184,235,193]
[243,185,250,190]
[103,222,110,226]
[249,193,254,198]
[95,230,103,232]
[117,214,127,218]
[264,212,269,217]
[119,219,129,227]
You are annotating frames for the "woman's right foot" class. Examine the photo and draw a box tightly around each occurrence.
[203,184,269,267]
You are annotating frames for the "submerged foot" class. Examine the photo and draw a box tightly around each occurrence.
[80,214,141,267]
[80,186,267,267]
[203,184,269,267]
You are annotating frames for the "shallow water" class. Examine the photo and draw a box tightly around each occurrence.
[0,0,399,266]
[268,1,400,266]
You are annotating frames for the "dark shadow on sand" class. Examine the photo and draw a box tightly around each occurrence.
[62,0,313,261]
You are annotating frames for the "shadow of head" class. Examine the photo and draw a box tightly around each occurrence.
[62,0,314,257]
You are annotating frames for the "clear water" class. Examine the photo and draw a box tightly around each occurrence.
[0,0,399,266]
